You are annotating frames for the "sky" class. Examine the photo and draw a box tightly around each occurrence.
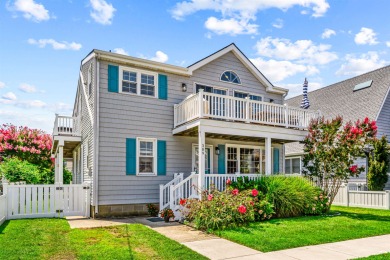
[1,0,390,133]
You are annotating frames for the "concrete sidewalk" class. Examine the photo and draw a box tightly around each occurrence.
[67,217,390,259]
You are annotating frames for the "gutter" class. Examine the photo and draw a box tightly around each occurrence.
[93,60,100,215]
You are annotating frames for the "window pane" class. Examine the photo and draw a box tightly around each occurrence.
[234,91,247,99]
[141,85,155,96]
[140,141,153,156]
[122,82,137,93]
[240,148,260,173]
[227,147,237,174]
[139,157,153,173]
[141,74,154,85]
[249,95,262,101]
[213,89,227,95]
[221,71,241,84]
[292,158,301,174]
[123,71,136,82]
[196,84,213,93]
[285,159,291,174]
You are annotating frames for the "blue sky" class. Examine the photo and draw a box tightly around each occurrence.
[1,0,390,132]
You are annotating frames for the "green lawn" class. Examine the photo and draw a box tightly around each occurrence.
[0,219,207,260]
[213,206,390,252]
[355,253,390,260]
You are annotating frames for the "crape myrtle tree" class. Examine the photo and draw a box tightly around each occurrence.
[367,136,390,191]
[302,116,377,208]
[0,124,72,184]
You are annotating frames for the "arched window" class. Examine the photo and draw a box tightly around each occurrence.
[220,71,241,84]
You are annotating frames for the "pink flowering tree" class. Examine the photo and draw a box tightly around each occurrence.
[302,116,377,207]
[0,124,53,169]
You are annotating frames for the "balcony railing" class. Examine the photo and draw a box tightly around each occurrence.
[174,90,320,129]
[53,114,81,136]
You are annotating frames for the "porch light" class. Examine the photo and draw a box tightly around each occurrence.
[215,147,220,155]
[182,83,187,92]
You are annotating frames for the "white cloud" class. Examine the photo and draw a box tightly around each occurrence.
[19,83,37,93]
[205,17,258,35]
[2,92,17,101]
[89,0,116,25]
[28,38,82,50]
[150,51,169,63]
[0,82,5,89]
[354,27,378,45]
[17,100,47,108]
[321,28,336,39]
[281,81,323,98]
[272,18,283,29]
[336,52,388,76]
[386,41,390,47]
[255,37,338,65]
[250,58,318,83]
[10,0,51,22]
[113,48,128,55]
[171,0,329,35]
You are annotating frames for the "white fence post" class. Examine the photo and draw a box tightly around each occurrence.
[245,97,250,123]
[284,104,289,128]
[169,184,174,210]
[345,183,350,207]
[386,190,390,210]
[199,89,204,118]
[83,182,91,218]
[159,184,164,210]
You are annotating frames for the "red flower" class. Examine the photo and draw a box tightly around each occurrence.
[232,189,239,196]
[371,121,378,130]
[251,189,259,197]
[226,179,232,185]
[238,205,247,214]
[208,194,213,201]
[364,117,370,124]
[179,198,187,206]
[349,165,358,173]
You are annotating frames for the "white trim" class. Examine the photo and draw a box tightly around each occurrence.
[188,44,288,95]
[81,52,96,66]
[219,70,242,85]
[233,90,264,102]
[79,71,94,126]
[284,156,302,174]
[118,66,158,99]
[93,60,100,212]
[375,83,390,121]
[193,82,229,95]
[136,137,157,176]
[192,144,214,174]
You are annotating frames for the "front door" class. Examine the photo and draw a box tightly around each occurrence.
[193,146,211,174]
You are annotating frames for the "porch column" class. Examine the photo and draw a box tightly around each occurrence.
[58,145,64,185]
[198,126,206,195]
[265,137,272,175]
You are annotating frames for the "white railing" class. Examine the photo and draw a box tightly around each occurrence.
[170,173,198,211]
[3,183,90,219]
[53,114,81,136]
[205,174,263,192]
[173,90,320,129]
[333,184,390,209]
[159,173,184,210]
[0,195,6,226]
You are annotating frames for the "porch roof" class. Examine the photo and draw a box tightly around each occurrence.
[173,118,307,143]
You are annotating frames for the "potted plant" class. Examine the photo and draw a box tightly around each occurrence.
[160,208,175,222]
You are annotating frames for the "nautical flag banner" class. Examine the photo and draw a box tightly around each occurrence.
[300,78,310,109]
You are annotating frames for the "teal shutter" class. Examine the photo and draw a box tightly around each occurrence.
[126,138,136,175]
[218,144,225,174]
[108,65,119,93]
[157,140,166,175]
[158,74,168,100]
[273,148,280,174]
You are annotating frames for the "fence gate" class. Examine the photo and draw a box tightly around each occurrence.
[4,184,90,220]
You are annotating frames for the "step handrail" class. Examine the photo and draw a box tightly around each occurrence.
[159,173,184,210]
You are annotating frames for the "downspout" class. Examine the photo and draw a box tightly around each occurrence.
[93,60,100,215]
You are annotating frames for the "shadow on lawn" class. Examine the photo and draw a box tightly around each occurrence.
[331,209,390,222]
[124,225,135,260]
[0,220,9,235]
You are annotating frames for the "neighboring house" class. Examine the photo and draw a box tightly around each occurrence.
[285,65,390,187]
[51,44,319,217]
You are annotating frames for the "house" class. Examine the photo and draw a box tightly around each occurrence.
[51,44,319,217]
[285,65,390,187]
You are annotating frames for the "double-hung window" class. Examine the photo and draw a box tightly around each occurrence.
[120,68,157,98]
[234,91,262,101]
[285,157,301,174]
[137,138,156,175]
[226,145,264,174]
[195,84,227,95]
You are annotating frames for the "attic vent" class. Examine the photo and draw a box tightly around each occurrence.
[353,80,372,92]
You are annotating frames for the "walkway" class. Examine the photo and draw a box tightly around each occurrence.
[67,217,390,259]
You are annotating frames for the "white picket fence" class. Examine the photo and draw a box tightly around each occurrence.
[333,184,390,209]
[0,183,90,223]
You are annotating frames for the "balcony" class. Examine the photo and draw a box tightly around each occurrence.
[174,90,320,130]
[53,115,81,137]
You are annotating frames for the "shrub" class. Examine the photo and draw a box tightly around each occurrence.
[147,204,159,217]
[230,176,326,218]
[183,188,266,230]
[368,136,390,191]
[0,157,41,184]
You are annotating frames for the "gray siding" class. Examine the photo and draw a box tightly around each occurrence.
[97,51,285,205]
[376,88,390,139]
